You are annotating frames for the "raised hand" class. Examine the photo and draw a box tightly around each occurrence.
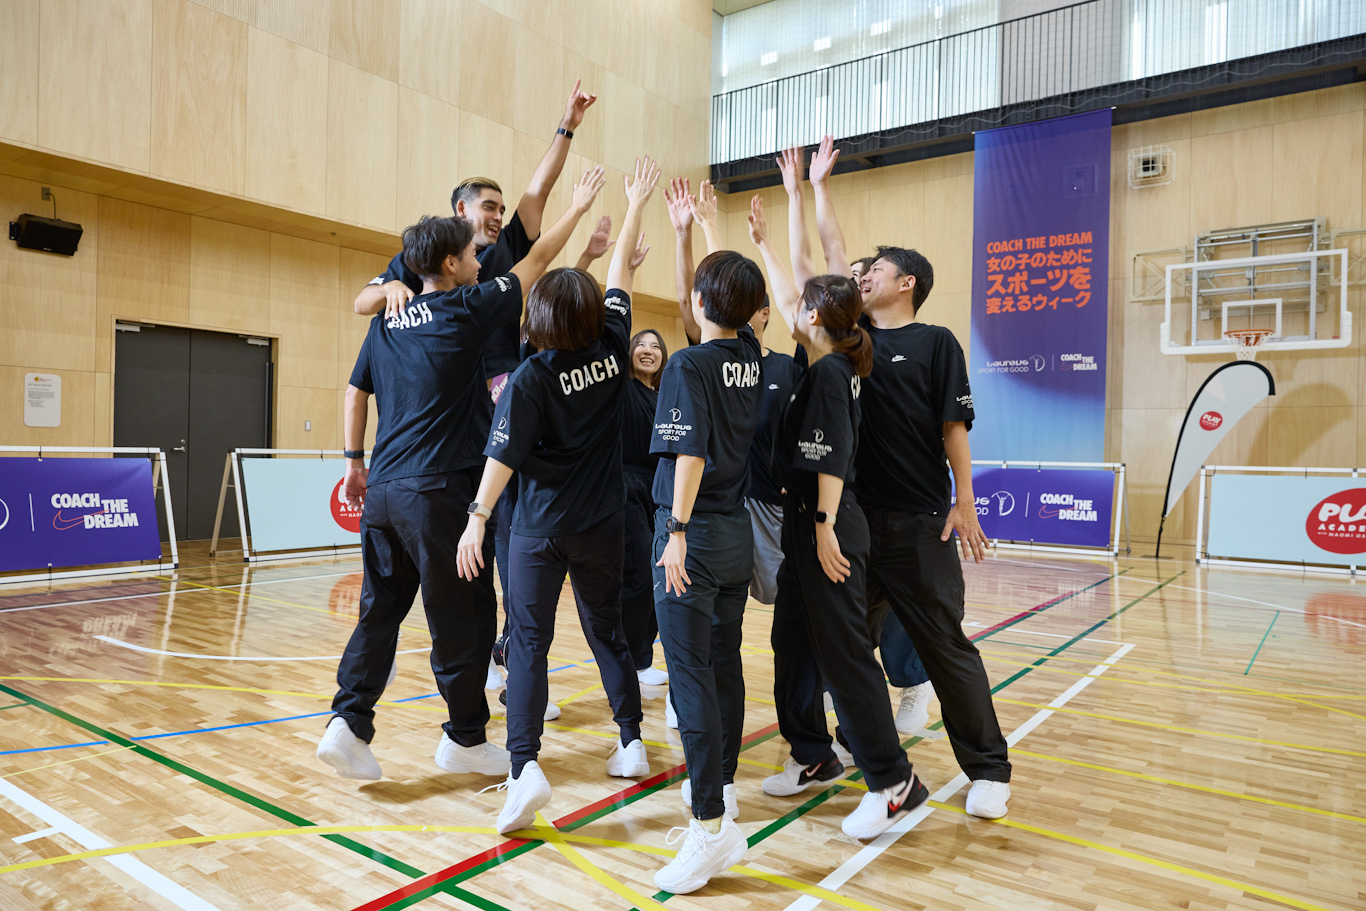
[624,156,662,206]
[776,146,804,195]
[747,194,769,247]
[562,78,597,131]
[809,135,840,185]
[689,179,718,230]
[665,177,694,234]
[572,166,606,212]
[585,216,614,259]
[629,233,650,271]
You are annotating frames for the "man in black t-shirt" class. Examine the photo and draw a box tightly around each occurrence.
[316,172,603,783]
[802,137,1012,820]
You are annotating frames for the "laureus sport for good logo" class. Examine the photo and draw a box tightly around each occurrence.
[1306,488,1366,555]
[331,479,363,533]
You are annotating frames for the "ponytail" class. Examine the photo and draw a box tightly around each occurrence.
[799,275,873,377]
[832,325,874,377]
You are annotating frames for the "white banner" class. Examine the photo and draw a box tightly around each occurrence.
[240,457,361,554]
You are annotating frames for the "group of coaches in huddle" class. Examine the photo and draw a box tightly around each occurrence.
[313,82,1012,896]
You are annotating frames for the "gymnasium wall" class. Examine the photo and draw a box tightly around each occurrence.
[0,0,709,453]
[720,81,1366,544]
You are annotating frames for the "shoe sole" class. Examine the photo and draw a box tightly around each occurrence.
[965,803,1008,819]
[496,789,551,835]
[894,712,929,735]
[607,762,650,778]
[655,837,747,894]
[841,788,930,840]
[317,745,381,781]
[436,758,509,775]
[761,778,820,797]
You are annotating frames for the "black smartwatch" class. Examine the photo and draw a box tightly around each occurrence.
[664,516,688,535]
[814,511,837,527]
[557,126,574,139]
[343,449,365,460]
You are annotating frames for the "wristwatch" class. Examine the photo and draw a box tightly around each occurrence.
[814,511,837,527]
[664,516,688,535]
[343,449,365,460]
[467,502,493,520]
[557,126,574,139]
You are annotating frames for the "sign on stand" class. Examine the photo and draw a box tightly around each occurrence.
[955,461,1127,556]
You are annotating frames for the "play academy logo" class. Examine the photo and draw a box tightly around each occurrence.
[331,479,363,533]
[1307,488,1366,555]
[50,492,141,530]
[1199,411,1223,431]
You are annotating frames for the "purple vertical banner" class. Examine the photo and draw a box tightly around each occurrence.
[970,110,1111,461]
[0,458,163,572]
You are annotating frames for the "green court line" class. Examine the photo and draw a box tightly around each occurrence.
[1245,613,1280,675]
[0,703,29,711]
[971,569,1127,645]
[0,681,505,911]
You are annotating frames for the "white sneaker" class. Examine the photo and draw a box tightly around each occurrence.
[833,740,855,769]
[317,717,382,780]
[965,780,1010,819]
[606,739,650,778]
[680,779,738,820]
[894,681,934,734]
[544,701,561,721]
[493,760,552,835]
[434,735,510,776]
[822,691,834,712]
[386,658,398,689]
[653,816,747,895]
[841,774,928,840]
[665,695,678,729]
[485,656,504,690]
[761,756,845,797]
[637,666,669,686]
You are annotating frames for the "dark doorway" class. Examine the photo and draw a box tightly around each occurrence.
[113,324,272,541]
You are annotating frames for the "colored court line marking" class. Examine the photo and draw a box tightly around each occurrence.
[0,746,133,780]
[94,636,432,662]
[968,569,1126,643]
[532,812,672,911]
[1245,612,1280,675]
[156,576,430,636]
[994,698,1366,757]
[0,703,27,711]
[558,682,604,707]
[1010,748,1366,824]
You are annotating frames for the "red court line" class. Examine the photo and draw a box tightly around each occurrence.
[349,574,1113,911]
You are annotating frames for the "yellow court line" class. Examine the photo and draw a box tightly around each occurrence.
[929,801,1342,911]
[532,814,672,911]
[1,746,134,780]
[159,576,430,637]
[1011,748,1366,824]
[559,682,604,707]
[995,698,1366,757]
[543,722,682,756]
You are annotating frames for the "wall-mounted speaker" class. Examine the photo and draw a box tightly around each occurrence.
[9,214,84,256]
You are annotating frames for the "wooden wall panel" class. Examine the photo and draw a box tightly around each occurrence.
[276,384,341,450]
[325,59,399,230]
[458,2,517,127]
[151,0,248,195]
[0,366,96,448]
[396,0,462,105]
[512,28,567,141]
[0,0,40,146]
[245,27,329,215]
[1189,126,1274,233]
[38,0,154,172]
[268,234,340,390]
[395,88,462,230]
[1272,111,1363,228]
[329,0,401,83]
[188,217,273,333]
[336,247,389,388]
[458,111,516,194]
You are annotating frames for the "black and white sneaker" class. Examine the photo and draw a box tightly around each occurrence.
[761,755,846,797]
[840,773,929,839]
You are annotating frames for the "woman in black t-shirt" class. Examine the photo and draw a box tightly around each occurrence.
[623,329,670,686]
[456,159,661,836]
[748,194,928,842]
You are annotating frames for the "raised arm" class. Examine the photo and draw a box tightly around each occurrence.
[808,136,851,277]
[516,80,598,237]
[777,147,819,289]
[606,157,661,295]
[747,195,800,330]
[575,215,613,272]
[689,179,724,255]
[665,177,700,345]
[508,167,606,291]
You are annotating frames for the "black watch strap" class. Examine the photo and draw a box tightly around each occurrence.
[557,126,574,139]
[343,449,365,460]
[665,516,688,534]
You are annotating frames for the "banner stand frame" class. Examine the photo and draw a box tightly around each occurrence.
[970,459,1129,558]
[0,446,179,586]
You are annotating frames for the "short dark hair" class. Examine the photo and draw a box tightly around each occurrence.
[800,275,873,377]
[451,177,503,213]
[875,245,934,312]
[401,216,475,281]
[629,329,670,390]
[694,251,765,330]
[523,268,603,352]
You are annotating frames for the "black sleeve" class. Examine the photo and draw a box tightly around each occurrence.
[370,251,422,294]
[793,343,809,371]
[603,288,632,358]
[790,376,855,480]
[457,274,524,340]
[484,373,541,470]
[650,358,709,459]
[499,211,537,264]
[936,330,975,431]
[348,319,378,394]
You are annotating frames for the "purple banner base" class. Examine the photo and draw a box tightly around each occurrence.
[956,466,1118,550]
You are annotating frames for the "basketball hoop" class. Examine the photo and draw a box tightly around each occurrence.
[1224,328,1273,361]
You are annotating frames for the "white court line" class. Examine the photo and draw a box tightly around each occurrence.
[1167,584,1366,630]
[0,777,224,911]
[12,825,58,844]
[963,622,1122,646]
[94,636,429,662]
[0,569,360,614]
[781,642,1135,911]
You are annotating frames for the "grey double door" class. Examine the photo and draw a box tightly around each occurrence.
[113,324,272,542]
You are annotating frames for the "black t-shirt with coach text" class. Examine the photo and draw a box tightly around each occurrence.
[852,317,974,515]
[485,289,632,537]
[771,352,861,504]
[350,274,523,485]
[651,326,764,515]
[747,350,802,505]
[622,378,658,470]
[370,212,536,379]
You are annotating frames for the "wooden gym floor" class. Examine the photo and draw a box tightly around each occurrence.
[0,542,1362,911]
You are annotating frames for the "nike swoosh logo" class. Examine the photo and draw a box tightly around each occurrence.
[1038,507,1059,518]
[886,781,915,816]
[797,760,827,785]
[53,509,104,530]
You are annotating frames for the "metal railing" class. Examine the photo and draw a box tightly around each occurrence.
[711,0,1366,165]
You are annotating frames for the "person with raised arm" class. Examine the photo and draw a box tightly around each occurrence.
[455,159,662,835]
[800,137,1013,819]
[747,192,928,839]
[317,168,606,784]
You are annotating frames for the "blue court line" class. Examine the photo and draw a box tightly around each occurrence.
[0,661,597,759]
[1245,612,1280,675]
